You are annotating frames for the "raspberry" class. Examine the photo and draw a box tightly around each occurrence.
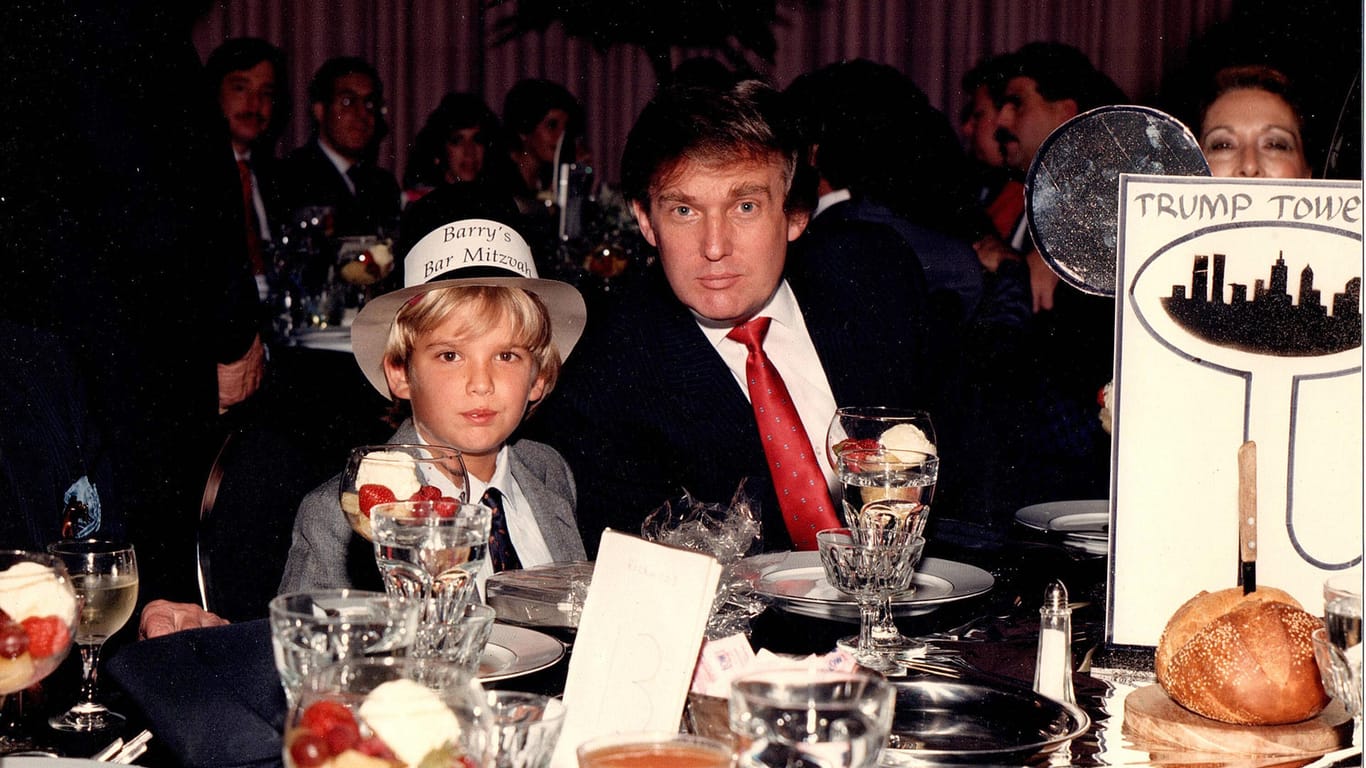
[409,485,443,501]
[19,616,66,659]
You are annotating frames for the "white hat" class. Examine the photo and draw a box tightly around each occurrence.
[350,218,587,399]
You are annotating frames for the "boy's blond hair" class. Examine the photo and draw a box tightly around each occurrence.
[383,285,562,406]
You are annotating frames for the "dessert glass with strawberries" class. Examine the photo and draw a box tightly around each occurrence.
[283,657,491,768]
[0,551,79,750]
[341,445,470,542]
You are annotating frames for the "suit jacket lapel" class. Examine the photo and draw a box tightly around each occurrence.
[507,444,586,562]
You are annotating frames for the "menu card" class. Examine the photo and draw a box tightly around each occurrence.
[1109,175,1363,647]
[549,530,724,768]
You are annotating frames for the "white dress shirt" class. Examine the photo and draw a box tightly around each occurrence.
[697,281,840,495]
[317,138,357,195]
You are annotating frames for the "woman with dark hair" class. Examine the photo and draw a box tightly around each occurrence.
[501,78,589,211]
[403,92,503,200]
[1198,65,1313,179]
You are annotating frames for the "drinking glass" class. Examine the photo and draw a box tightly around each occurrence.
[0,551,78,751]
[46,539,138,733]
[429,602,496,674]
[370,500,493,654]
[340,444,469,542]
[817,528,926,671]
[577,732,733,768]
[283,657,491,768]
[268,589,422,710]
[729,669,894,768]
[1315,572,1363,723]
[486,691,566,768]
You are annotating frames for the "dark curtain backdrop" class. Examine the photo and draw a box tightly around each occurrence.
[194,0,1357,189]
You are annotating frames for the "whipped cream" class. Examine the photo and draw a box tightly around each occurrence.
[880,423,936,456]
[358,679,462,767]
[0,561,77,623]
[357,452,423,500]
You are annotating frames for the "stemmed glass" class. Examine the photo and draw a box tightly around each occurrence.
[1313,572,1362,741]
[817,528,926,673]
[0,551,79,752]
[340,444,469,542]
[827,407,939,658]
[370,500,493,656]
[45,539,138,733]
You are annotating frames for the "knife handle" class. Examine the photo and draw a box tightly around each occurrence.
[1238,441,1257,563]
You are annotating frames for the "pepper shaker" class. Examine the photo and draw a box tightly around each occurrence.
[1033,579,1076,704]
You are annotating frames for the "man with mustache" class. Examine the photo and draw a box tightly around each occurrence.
[207,38,286,290]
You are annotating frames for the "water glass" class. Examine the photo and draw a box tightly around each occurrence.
[729,669,894,768]
[577,732,733,768]
[486,691,566,768]
[1317,571,1363,719]
[268,589,422,708]
[817,528,925,671]
[283,657,490,768]
[429,602,497,673]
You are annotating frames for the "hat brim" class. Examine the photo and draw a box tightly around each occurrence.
[350,276,587,399]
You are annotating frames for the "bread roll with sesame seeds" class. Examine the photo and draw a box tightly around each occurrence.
[1155,587,1330,725]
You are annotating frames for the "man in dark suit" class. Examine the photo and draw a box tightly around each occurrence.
[277,56,401,239]
[207,37,286,291]
[527,80,932,556]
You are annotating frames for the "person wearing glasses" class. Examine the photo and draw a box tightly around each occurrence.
[278,56,402,239]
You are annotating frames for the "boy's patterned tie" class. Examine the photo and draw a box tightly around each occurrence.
[726,317,840,550]
[482,487,521,572]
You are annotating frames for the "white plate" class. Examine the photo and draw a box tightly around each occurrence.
[0,759,108,767]
[736,552,994,623]
[477,624,565,683]
[1015,500,1110,555]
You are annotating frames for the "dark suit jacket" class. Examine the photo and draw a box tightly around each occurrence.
[527,226,931,557]
[276,140,401,237]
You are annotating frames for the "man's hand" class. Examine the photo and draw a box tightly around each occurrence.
[972,234,1020,273]
[138,599,229,640]
[1026,249,1060,312]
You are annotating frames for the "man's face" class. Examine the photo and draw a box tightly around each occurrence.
[312,72,380,160]
[632,156,807,325]
[961,85,1004,167]
[995,76,1077,172]
[218,60,276,152]
[383,304,547,482]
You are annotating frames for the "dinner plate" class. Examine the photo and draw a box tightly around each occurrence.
[735,552,994,622]
[879,676,1090,765]
[1015,500,1110,556]
[289,326,352,353]
[477,623,565,683]
[0,759,108,767]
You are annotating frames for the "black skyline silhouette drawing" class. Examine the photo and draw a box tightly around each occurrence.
[1161,252,1362,356]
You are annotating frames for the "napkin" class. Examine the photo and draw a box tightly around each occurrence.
[549,530,723,768]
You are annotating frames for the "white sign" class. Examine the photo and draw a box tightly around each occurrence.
[1109,175,1363,647]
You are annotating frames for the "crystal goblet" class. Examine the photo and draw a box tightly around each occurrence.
[729,669,894,768]
[817,528,925,672]
[0,551,78,752]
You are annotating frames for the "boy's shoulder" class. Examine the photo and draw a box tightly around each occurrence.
[507,437,568,468]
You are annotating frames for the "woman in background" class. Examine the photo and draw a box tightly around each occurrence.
[1198,65,1313,179]
[403,92,504,202]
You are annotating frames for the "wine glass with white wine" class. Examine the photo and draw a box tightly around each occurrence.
[45,539,138,732]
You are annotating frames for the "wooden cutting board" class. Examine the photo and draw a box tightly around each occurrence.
[1123,684,1353,755]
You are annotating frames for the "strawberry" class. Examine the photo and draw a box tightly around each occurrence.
[433,499,459,518]
[833,438,879,458]
[409,485,443,502]
[323,718,360,754]
[358,484,397,518]
[20,616,68,659]
[300,700,357,737]
[356,736,396,760]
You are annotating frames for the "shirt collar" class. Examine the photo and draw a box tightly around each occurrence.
[813,188,851,219]
[317,137,355,177]
[697,280,802,348]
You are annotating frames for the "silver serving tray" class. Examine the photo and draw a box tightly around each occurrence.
[879,676,1090,765]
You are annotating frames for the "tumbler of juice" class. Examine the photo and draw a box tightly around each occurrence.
[576,733,733,768]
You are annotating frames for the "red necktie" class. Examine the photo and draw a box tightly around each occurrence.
[727,317,839,550]
[237,159,266,275]
[986,179,1026,242]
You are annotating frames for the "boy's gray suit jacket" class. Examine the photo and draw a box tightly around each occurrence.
[278,419,586,593]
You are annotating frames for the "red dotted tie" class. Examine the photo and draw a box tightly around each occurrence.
[727,317,839,550]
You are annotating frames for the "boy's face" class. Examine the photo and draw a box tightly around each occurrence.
[383,305,546,482]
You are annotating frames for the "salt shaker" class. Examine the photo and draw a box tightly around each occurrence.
[1033,579,1076,704]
